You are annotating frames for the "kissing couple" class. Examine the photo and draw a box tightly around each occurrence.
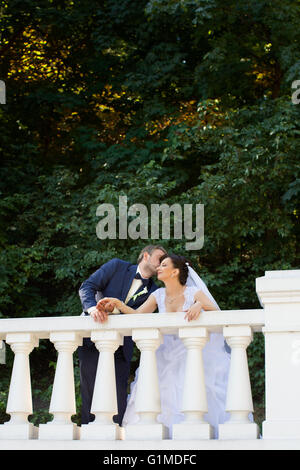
[78,245,230,438]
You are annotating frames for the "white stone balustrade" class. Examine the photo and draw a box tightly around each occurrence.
[0,269,299,450]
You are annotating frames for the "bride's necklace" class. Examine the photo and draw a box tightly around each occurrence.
[165,290,185,304]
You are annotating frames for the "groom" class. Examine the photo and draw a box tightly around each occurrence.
[77,245,167,426]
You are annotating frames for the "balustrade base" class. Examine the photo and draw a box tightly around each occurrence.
[0,422,38,440]
[3,438,300,450]
[263,420,300,439]
[80,423,120,441]
[172,422,213,440]
[38,423,79,440]
[125,423,168,440]
[219,422,259,440]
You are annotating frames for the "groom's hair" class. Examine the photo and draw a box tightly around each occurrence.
[137,245,167,264]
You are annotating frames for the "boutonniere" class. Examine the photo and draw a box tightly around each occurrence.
[131,286,148,302]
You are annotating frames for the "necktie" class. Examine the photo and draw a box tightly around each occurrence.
[134,272,150,286]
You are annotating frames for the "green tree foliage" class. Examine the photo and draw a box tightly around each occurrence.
[0,0,299,425]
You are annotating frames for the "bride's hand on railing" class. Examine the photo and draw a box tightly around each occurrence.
[184,301,202,322]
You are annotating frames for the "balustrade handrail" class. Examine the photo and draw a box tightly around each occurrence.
[0,308,265,340]
[0,308,264,442]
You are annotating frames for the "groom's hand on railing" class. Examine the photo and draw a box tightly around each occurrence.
[88,299,114,323]
[89,298,117,323]
[89,306,108,323]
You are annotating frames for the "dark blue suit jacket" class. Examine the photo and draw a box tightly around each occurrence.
[79,258,159,361]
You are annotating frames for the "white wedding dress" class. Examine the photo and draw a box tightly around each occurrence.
[122,284,231,439]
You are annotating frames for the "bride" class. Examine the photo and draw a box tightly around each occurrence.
[97,254,230,438]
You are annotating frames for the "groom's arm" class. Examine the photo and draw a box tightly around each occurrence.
[79,258,120,313]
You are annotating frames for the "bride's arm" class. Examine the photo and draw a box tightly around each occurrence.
[184,290,217,322]
[194,290,217,311]
[97,294,158,315]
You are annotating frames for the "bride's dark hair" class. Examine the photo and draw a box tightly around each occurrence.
[159,253,192,286]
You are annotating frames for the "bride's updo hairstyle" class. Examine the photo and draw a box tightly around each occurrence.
[159,253,191,286]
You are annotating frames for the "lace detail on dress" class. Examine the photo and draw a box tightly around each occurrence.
[152,286,199,313]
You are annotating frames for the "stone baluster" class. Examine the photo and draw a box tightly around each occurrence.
[39,332,82,440]
[0,333,38,439]
[80,330,122,440]
[173,327,212,439]
[125,328,166,440]
[219,326,259,439]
